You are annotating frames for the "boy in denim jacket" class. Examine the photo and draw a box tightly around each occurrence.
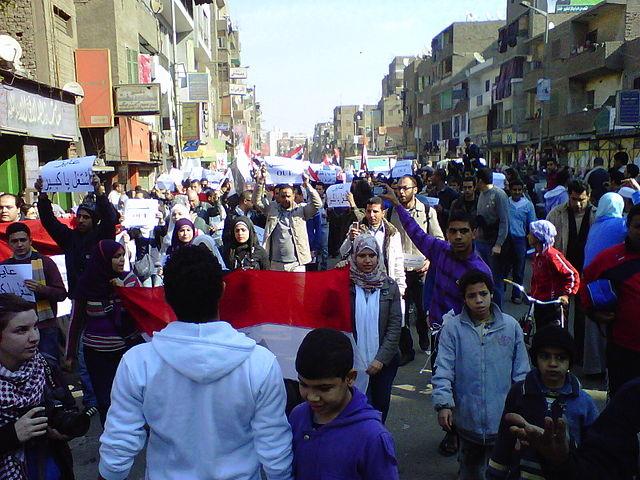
[432,270,530,479]
[487,326,599,479]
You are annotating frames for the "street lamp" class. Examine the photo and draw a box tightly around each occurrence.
[520,0,549,166]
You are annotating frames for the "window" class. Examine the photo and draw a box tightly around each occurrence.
[126,47,139,84]
[586,29,598,44]
[550,91,560,116]
[441,120,452,139]
[217,36,227,49]
[504,109,512,126]
[440,90,452,110]
[485,80,490,92]
[53,6,73,37]
[476,95,483,107]
[431,123,440,142]
[585,90,595,109]
[633,76,640,89]
[551,39,561,59]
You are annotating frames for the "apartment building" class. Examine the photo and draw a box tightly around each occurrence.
[0,0,81,202]
[333,105,358,158]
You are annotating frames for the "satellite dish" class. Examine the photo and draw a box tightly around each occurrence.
[0,35,22,63]
[549,22,555,30]
[62,81,85,105]
[474,52,486,63]
[150,0,163,14]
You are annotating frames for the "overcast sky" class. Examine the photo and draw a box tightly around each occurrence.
[229,0,506,135]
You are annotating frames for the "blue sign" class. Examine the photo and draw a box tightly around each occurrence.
[617,90,640,126]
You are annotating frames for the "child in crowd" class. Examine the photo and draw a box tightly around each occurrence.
[288,328,399,480]
[432,270,530,479]
[528,220,580,329]
[487,326,599,479]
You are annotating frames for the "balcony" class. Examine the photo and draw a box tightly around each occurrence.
[522,62,543,92]
[158,0,193,33]
[548,107,602,138]
[564,41,624,81]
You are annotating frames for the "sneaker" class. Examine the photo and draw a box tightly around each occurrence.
[84,406,98,418]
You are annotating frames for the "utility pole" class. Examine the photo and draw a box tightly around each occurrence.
[170,0,182,169]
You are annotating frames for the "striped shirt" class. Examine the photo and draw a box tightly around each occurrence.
[396,206,491,327]
[82,272,141,352]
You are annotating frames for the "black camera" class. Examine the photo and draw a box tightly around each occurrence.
[42,399,90,438]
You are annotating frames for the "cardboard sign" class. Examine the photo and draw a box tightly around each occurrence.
[391,160,413,178]
[326,183,352,208]
[264,156,305,185]
[122,199,160,229]
[0,264,35,302]
[40,156,95,193]
[417,195,440,207]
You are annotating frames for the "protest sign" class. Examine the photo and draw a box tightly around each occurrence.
[254,225,265,245]
[317,168,337,185]
[0,264,35,302]
[391,160,413,178]
[205,170,225,188]
[417,195,440,207]
[169,168,187,188]
[263,156,305,185]
[155,174,175,192]
[51,255,71,317]
[122,199,160,229]
[326,183,352,208]
[40,156,95,193]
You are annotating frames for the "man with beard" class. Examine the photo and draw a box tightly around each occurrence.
[388,175,444,364]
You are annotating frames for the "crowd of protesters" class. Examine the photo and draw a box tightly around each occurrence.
[0,145,639,479]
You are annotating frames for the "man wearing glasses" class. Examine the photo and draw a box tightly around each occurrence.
[388,175,443,365]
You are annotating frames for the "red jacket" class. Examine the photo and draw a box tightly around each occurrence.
[530,246,580,301]
[581,243,640,352]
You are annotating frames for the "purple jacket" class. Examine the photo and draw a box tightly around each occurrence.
[288,387,399,480]
[396,205,491,327]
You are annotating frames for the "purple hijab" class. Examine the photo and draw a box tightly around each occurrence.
[168,218,197,255]
[74,240,125,301]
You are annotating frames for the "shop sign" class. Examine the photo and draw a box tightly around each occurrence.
[0,87,78,140]
[114,84,161,115]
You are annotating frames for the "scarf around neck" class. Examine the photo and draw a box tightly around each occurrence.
[350,233,387,289]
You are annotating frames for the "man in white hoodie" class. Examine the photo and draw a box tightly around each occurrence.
[98,246,293,480]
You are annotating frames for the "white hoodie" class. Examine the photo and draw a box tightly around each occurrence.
[98,321,293,480]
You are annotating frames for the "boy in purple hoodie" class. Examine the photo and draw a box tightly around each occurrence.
[289,328,399,480]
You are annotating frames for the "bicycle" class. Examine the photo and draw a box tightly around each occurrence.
[504,279,564,348]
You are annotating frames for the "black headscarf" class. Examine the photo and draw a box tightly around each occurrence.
[226,215,260,269]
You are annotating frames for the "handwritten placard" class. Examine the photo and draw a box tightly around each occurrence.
[317,168,337,185]
[122,199,160,229]
[391,160,413,178]
[326,183,352,208]
[40,156,95,193]
[0,264,35,302]
[155,174,176,192]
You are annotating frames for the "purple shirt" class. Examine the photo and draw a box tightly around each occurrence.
[396,205,491,327]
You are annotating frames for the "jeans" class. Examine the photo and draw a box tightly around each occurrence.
[475,241,504,308]
[458,437,492,480]
[606,341,640,397]
[366,354,399,424]
[77,341,97,409]
[319,224,329,271]
[83,346,126,424]
[38,326,60,368]
[505,236,527,300]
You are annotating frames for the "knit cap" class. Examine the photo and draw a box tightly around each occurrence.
[531,325,575,366]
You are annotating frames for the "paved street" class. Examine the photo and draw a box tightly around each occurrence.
[70,293,607,479]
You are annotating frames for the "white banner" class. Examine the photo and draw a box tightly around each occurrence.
[216,152,228,170]
[326,183,352,208]
[0,264,35,302]
[122,199,160,229]
[155,174,175,191]
[417,194,440,207]
[263,156,305,185]
[391,160,413,178]
[40,156,95,193]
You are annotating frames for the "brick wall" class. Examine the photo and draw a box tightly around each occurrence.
[0,0,37,76]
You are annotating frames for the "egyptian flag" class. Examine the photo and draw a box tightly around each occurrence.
[284,145,304,159]
[360,143,369,172]
[117,267,356,380]
[0,219,72,260]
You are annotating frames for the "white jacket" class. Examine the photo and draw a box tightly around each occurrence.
[99,321,293,480]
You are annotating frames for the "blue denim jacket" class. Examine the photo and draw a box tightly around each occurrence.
[432,304,530,444]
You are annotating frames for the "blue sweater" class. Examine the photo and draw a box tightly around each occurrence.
[508,197,537,238]
[288,387,399,480]
[487,370,599,479]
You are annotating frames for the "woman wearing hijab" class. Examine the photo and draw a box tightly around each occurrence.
[66,240,141,424]
[167,218,197,258]
[349,233,401,423]
[528,220,580,330]
[224,216,269,271]
[583,192,627,376]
